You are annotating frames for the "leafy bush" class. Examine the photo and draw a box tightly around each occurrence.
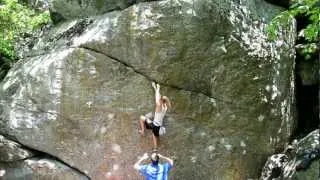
[268,0,319,59]
[0,0,51,79]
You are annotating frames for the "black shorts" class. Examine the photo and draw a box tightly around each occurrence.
[145,121,160,137]
[144,112,160,137]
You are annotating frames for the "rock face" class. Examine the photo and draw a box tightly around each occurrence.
[260,129,320,179]
[0,135,35,162]
[0,135,87,179]
[0,157,89,180]
[49,0,160,23]
[292,159,319,180]
[0,0,296,179]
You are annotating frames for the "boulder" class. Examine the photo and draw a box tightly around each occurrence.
[260,129,320,179]
[0,135,35,162]
[0,0,296,179]
[292,159,319,180]
[0,157,89,180]
[49,0,161,23]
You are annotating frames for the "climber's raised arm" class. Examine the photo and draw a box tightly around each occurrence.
[152,82,161,105]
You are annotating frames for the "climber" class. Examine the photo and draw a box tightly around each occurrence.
[138,82,171,149]
[134,152,174,180]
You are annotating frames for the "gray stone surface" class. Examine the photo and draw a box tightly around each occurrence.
[49,0,160,22]
[261,129,320,179]
[0,157,89,180]
[294,129,319,156]
[0,135,35,162]
[292,159,319,180]
[0,0,296,179]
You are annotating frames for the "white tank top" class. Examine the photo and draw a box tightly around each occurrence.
[153,105,167,126]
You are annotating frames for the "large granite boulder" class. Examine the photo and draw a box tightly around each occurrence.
[0,0,296,179]
[261,129,319,179]
[292,159,319,180]
[0,157,89,180]
[0,135,35,162]
[49,0,161,23]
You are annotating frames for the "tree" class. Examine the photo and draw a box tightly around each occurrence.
[268,0,319,59]
[0,0,51,79]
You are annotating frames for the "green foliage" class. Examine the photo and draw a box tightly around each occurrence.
[268,0,319,59]
[0,0,51,79]
[267,11,292,40]
[0,0,51,57]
